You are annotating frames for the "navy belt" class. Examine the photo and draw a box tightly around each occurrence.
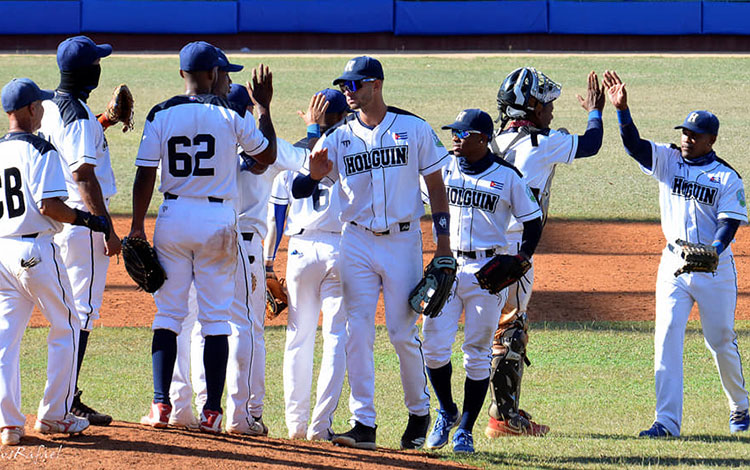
[165,192,223,203]
[350,221,410,236]
[241,232,254,242]
[21,233,39,239]
[455,248,496,259]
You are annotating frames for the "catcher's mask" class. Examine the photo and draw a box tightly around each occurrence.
[496,67,561,124]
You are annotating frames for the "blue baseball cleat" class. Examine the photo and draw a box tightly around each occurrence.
[452,428,475,453]
[425,407,459,449]
[730,409,749,433]
[638,422,672,438]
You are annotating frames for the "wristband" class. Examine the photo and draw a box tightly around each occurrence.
[307,123,321,141]
[265,264,275,273]
[616,108,632,126]
[711,240,725,255]
[432,212,450,237]
[588,109,602,121]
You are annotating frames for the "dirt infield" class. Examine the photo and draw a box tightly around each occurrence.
[15,216,749,469]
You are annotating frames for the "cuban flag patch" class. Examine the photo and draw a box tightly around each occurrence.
[394,132,408,140]
[489,181,503,190]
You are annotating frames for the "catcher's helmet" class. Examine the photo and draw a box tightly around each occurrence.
[496,67,561,123]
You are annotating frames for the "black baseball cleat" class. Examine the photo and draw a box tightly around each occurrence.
[401,413,430,449]
[332,421,377,450]
[71,390,113,426]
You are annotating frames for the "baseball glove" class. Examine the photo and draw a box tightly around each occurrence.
[409,256,458,318]
[265,277,288,320]
[673,239,719,277]
[102,84,135,133]
[475,254,531,295]
[121,237,166,293]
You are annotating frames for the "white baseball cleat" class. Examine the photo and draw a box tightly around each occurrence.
[1,426,25,445]
[34,413,89,434]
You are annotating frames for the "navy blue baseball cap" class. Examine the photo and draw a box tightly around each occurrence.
[180,41,220,72]
[56,36,112,72]
[215,47,243,73]
[333,56,384,85]
[227,83,251,111]
[442,109,494,137]
[317,88,349,114]
[2,78,54,112]
[675,110,719,136]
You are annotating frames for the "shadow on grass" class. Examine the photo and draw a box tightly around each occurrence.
[531,321,750,335]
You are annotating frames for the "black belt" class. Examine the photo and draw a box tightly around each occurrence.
[21,233,39,239]
[164,192,223,203]
[455,248,496,259]
[350,221,410,236]
[241,232,254,242]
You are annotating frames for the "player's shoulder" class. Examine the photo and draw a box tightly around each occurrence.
[387,106,425,121]
[49,91,89,127]
[323,113,357,137]
[714,155,743,180]
[1,132,57,155]
[490,151,524,178]
[146,94,237,122]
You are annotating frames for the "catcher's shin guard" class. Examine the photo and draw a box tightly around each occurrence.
[488,309,529,421]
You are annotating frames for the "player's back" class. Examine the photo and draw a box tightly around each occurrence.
[0,132,67,237]
[40,92,116,207]
[137,94,267,201]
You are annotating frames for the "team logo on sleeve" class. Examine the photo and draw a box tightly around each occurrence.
[431,130,445,148]
[394,132,408,140]
[738,189,746,208]
[489,181,503,190]
[343,146,408,175]
[526,186,538,203]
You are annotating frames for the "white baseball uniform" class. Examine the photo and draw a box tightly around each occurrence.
[40,92,117,331]
[0,132,79,428]
[492,127,577,314]
[422,154,542,379]
[169,137,304,431]
[136,94,268,336]
[308,107,449,427]
[644,142,748,436]
[270,169,346,440]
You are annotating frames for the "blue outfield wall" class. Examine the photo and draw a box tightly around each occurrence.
[2,0,750,36]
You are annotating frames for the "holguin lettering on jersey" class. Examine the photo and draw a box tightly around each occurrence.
[671,176,717,205]
[343,146,408,175]
[446,186,499,212]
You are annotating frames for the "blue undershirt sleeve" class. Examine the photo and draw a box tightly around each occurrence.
[272,203,288,259]
[292,173,318,198]
[617,108,653,170]
[574,110,603,159]
[712,218,741,255]
[520,217,544,257]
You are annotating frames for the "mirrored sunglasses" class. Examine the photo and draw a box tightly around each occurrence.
[451,129,482,139]
[339,78,377,93]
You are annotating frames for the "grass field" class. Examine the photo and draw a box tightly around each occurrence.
[18,322,750,470]
[3,53,750,219]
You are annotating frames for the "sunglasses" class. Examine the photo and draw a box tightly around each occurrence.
[451,129,483,139]
[339,78,377,93]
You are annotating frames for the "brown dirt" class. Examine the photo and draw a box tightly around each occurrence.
[16,216,749,468]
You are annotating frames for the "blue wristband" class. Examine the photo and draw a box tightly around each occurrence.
[432,212,450,236]
[588,109,602,120]
[616,108,632,126]
[307,123,321,141]
[711,240,725,255]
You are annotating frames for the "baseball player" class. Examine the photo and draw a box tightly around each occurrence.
[422,109,543,453]
[130,41,276,434]
[265,89,349,441]
[485,67,605,438]
[0,78,111,445]
[295,56,452,450]
[39,35,121,426]
[603,70,749,437]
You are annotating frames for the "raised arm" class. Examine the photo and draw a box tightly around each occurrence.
[574,71,605,159]
[602,70,653,169]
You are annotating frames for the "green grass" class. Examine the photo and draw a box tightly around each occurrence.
[18,321,750,469]
[3,54,750,219]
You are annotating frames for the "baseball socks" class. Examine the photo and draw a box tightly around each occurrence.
[425,364,460,449]
[200,335,228,433]
[70,330,113,426]
[142,329,177,428]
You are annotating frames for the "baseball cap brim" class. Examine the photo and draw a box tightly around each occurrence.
[38,89,55,102]
[221,63,244,73]
[674,123,716,135]
[442,121,473,132]
[95,43,113,59]
[333,72,371,85]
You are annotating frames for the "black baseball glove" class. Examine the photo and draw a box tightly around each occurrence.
[475,254,531,295]
[408,256,457,318]
[121,237,166,293]
[673,239,719,276]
